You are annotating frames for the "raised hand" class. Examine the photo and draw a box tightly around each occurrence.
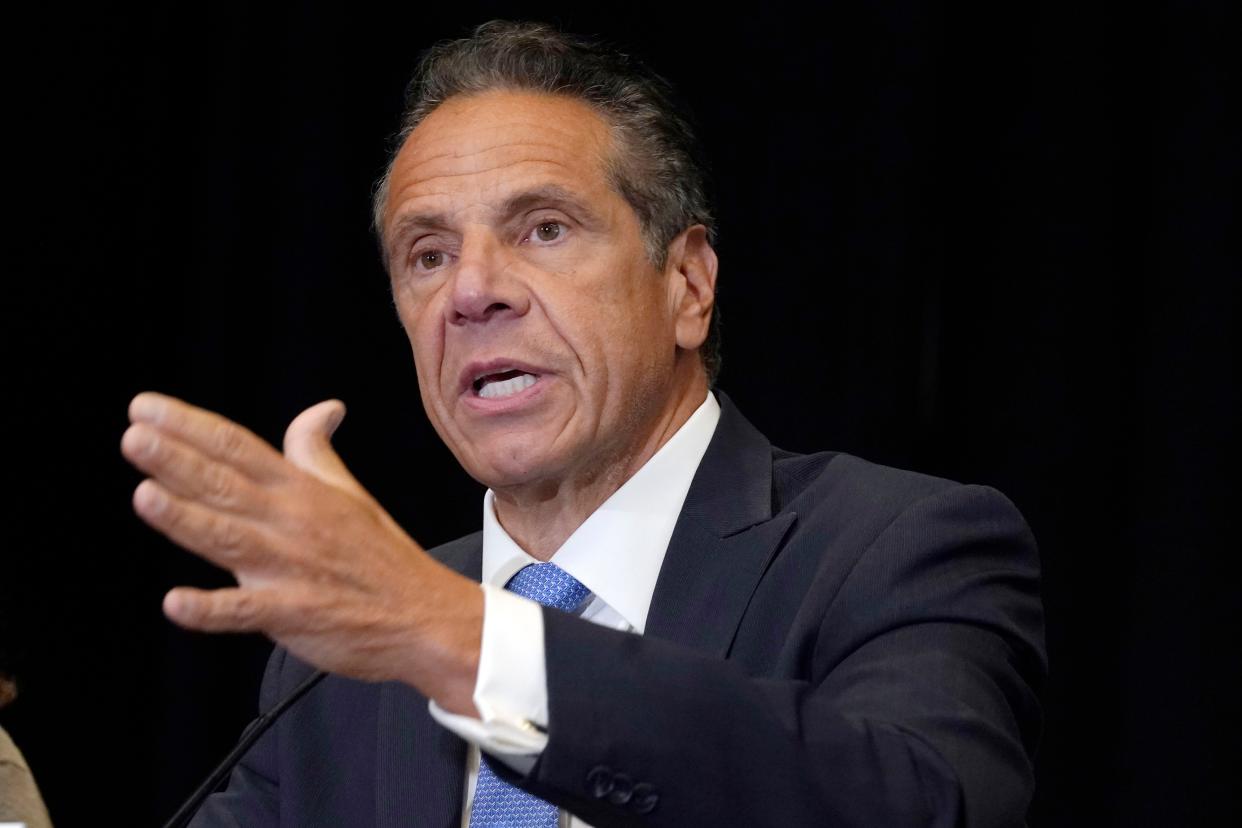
[121,392,481,714]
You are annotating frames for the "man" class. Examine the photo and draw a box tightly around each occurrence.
[1,654,55,828]
[122,21,1045,827]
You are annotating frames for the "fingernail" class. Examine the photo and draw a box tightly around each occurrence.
[327,402,347,436]
[130,392,163,423]
[123,425,158,459]
[134,480,166,515]
[164,589,189,621]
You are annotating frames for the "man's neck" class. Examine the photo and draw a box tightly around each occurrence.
[490,374,709,561]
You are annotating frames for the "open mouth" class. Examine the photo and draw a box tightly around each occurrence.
[472,369,540,400]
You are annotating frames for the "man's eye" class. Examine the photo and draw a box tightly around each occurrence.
[533,222,562,242]
[417,250,445,269]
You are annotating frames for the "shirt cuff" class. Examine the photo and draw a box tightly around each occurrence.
[427,583,550,767]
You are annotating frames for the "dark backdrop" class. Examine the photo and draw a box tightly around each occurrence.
[4,3,1236,825]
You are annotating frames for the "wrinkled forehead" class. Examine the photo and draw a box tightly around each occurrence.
[382,90,619,228]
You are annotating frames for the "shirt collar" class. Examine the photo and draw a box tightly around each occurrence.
[481,391,722,633]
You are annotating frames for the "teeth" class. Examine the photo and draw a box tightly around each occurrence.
[478,373,537,400]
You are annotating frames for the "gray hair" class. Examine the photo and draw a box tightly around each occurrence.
[371,20,722,385]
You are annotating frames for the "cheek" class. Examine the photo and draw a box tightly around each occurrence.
[395,288,445,389]
[611,276,676,346]
[581,287,675,387]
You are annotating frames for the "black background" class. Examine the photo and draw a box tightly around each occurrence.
[4,2,1237,825]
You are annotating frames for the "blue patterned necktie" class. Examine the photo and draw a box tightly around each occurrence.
[468,563,591,828]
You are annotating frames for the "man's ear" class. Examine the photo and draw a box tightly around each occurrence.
[665,225,718,351]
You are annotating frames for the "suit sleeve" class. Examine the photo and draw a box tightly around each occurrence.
[186,646,285,827]
[518,484,1046,828]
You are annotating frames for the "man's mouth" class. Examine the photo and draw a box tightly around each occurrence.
[472,369,540,400]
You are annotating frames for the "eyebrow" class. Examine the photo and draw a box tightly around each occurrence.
[385,183,605,258]
[386,211,452,258]
[500,184,602,227]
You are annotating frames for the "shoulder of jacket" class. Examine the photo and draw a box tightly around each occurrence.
[773,448,959,513]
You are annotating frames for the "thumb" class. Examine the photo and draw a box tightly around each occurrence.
[283,399,366,495]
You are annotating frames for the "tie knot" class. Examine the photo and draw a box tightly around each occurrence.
[504,563,590,611]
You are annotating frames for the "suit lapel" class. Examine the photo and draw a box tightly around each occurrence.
[372,393,789,821]
[375,533,482,828]
[645,391,797,657]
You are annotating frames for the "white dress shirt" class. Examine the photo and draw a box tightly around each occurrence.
[429,391,721,828]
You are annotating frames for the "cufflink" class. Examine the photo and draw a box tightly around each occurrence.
[519,718,548,735]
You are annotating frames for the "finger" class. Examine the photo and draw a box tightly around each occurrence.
[122,423,272,516]
[128,392,287,482]
[282,400,368,497]
[163,586,280,633]
[133,479,277,572]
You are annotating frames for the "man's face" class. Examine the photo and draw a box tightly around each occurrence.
[381,90,691,491]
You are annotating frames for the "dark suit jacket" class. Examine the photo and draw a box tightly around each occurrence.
[191,391,1046,827]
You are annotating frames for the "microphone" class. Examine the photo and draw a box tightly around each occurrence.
[162,669,327,828]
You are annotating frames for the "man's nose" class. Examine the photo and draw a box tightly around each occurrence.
[448,236,530,326]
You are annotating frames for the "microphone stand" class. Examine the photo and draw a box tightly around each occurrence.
[162,669,327,828]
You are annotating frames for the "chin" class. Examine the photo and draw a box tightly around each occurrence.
[465,442,565,490]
